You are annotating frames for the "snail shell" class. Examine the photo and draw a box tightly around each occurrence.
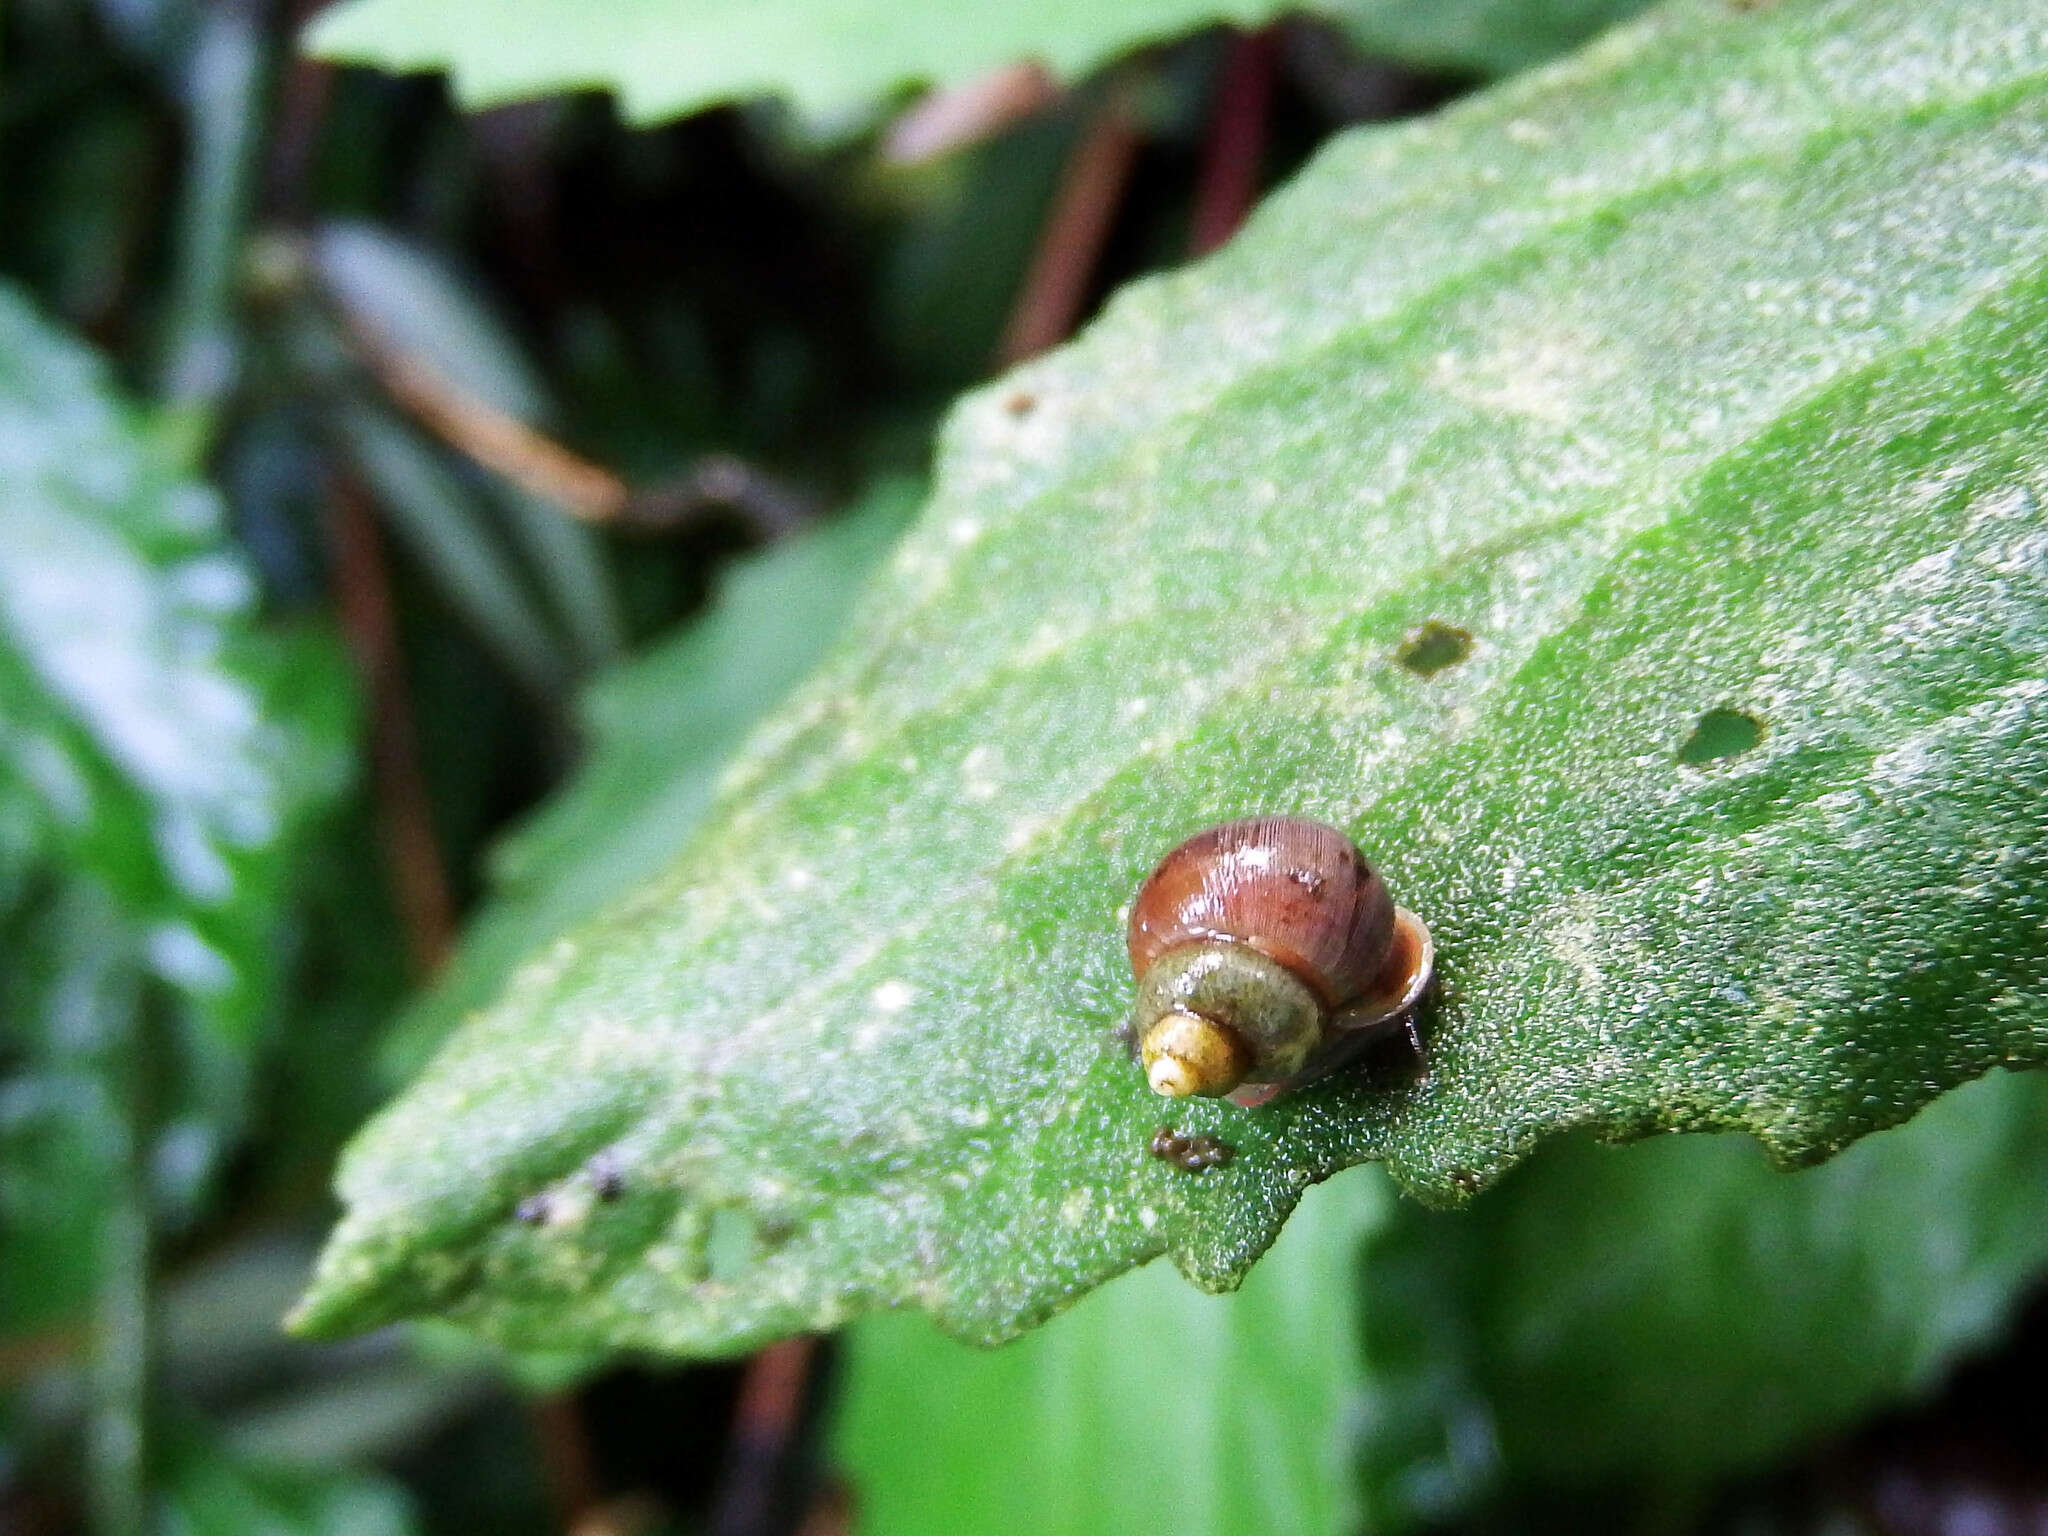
[1124,816,1433,1102]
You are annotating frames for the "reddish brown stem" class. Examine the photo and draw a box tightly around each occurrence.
[996,89,1142,366]
[321,476,457,977]
[343,320,630,521]
[530,1391,603,1529]
[1189,28,1276,256]
[885,61,1058,164]
[265,58,333,220]
[709,1337,820,1536]
[336,304,814,538]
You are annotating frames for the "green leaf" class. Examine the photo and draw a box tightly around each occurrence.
[295,0,2048,1358]
[835,1171,1384,1536]
[1358,1069,2048,1521]
[303,0,1302,125]
[382,478,924,1081]
[0,282,351,1326]
[0,880,139,1337]
[161,1431,422,1536]
[0,280,352,1047]
[1337,0,1655,77]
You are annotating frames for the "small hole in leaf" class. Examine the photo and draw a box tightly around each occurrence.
[706,1206,756,1283]
[1396,621,1474,678]
[1678,707,1765,765]
[1004,390,1037,416]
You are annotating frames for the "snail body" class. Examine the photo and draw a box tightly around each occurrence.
[1124,816,1433,1103]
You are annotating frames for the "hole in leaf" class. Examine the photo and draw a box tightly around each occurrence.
[1678,707,1765,765]
[706,1206,756,1283]
[1396,621,1474,678]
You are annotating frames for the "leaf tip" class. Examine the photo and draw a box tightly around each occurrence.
[283,1213,438,1341]
[298,0,416,66]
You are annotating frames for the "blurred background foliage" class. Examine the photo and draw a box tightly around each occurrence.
[1,0,2043,1534]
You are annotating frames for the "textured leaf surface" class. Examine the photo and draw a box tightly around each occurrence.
[1358,1069,2048,1523]
[296,0,2048,1358]
[304,0,1300,125]
[835,1172,1382,1536]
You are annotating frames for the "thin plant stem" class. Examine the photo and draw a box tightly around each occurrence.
[1189,28,1276,256]
[323,475,459,976]
[996,86,1142,366]
[709,1337,821,1536]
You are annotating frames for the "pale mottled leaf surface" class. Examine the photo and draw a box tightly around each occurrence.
[295,0,2048,1358]
[0,280,350,1047]
[304,0,1300,124]
[0,283,349,1330]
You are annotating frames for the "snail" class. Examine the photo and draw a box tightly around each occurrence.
[1123,816,1433,1104]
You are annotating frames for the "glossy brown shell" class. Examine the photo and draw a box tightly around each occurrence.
[1127,816,1395,1009]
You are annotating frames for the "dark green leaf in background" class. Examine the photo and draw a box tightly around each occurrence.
[294,0,2048,1361]
[1358,1069,2048,1523]
[835,1172,1383,1536]
[383,478,923,1081]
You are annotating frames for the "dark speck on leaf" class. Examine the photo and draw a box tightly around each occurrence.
[589,1151,626,1201]
[1149,1125,1236,1173]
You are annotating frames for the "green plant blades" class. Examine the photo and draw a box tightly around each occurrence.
[295,0,2048,1358]
[311,222,622,671]
[1358,1069,2048,1521]
[835,1172,1383,1536]
[304,0,1299,125]
[162,1431,421,1536]
[381,480,923,1082]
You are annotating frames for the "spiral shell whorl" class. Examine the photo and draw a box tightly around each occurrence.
[1127,816,1394,1008]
